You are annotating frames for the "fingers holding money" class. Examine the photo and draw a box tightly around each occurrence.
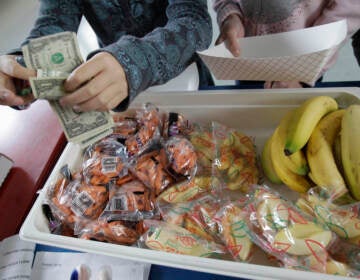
[0,55,36,79]
[0,89,24,106]
[72,83,127,112]
[0,72,26,106]
[0,55,36,106]
[61,52,128,112]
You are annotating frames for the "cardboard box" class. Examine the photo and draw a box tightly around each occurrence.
[20,88,360,280]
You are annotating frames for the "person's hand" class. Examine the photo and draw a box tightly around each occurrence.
[0,55,36,107]
[215,14,245,57]
[60,52,128,112]
[264,81,303,89]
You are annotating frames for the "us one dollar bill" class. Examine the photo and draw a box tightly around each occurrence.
[50,100,113,147]
[22,32,83,72]
[22,31,114,147]
[30,69,68,100]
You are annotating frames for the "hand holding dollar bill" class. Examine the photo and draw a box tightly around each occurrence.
[22,32,113,147]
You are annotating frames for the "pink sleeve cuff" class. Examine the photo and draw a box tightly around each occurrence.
[214,2,242,28]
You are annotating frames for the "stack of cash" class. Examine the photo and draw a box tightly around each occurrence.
[22,31,113,147]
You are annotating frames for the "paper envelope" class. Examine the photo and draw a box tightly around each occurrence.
[198,20,347,85]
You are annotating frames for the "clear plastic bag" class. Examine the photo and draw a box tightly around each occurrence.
[245,185,338,274]
[100,180,157,221]
[139,219,227,258]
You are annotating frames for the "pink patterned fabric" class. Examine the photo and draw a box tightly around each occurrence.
[213,0,360,77]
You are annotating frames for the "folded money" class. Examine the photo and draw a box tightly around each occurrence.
[22,31,113,147]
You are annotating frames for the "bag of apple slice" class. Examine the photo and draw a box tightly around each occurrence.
[213,200,255,262]
[326,237,360,277]
[157,175,215,204]
[186,122,215,176]
[211,121,259,194]
[295,187,360,276]
[159,195,222,243]
[244,185,338,274]
[296,187,360,243]
[139,219,228,259]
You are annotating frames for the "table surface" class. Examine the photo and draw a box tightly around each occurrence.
[0,100,67,240]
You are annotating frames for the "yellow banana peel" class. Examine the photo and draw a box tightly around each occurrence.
[284,96,338,155]
[341,105,360,200]
[306,109,348,199]
[270,127,312,193]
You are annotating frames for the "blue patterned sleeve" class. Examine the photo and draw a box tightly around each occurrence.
[22,0,83,46]
[99,0,213,111]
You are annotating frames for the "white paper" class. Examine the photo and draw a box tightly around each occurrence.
[30,252,151,280]
[0,154,13,188]
[0,235,36,280]
[198,20,347,85]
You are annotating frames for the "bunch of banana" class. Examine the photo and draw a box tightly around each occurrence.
[341,105,360,200]
[284,95,339,155]
[261,95,360,198]
[306,109,348,198]
[261,109,312,193]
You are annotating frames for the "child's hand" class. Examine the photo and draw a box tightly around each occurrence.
[61,52,128,112]
[215,14,245,57]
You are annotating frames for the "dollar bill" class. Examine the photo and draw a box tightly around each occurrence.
[22,32,83,72]
[22,31,114,147]
[49,101,113,147]
[30,69,69,99]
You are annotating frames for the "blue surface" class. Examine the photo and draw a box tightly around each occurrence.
[149,265,245,280]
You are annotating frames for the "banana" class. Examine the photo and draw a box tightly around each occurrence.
[341,105,360,200]
[276,110,309,175]
[261,135,282,184]
[270,126,312,193]
[284,96,338,155]
[288,150,309,176]
[306,109,348,199]
[333,133,343,175]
